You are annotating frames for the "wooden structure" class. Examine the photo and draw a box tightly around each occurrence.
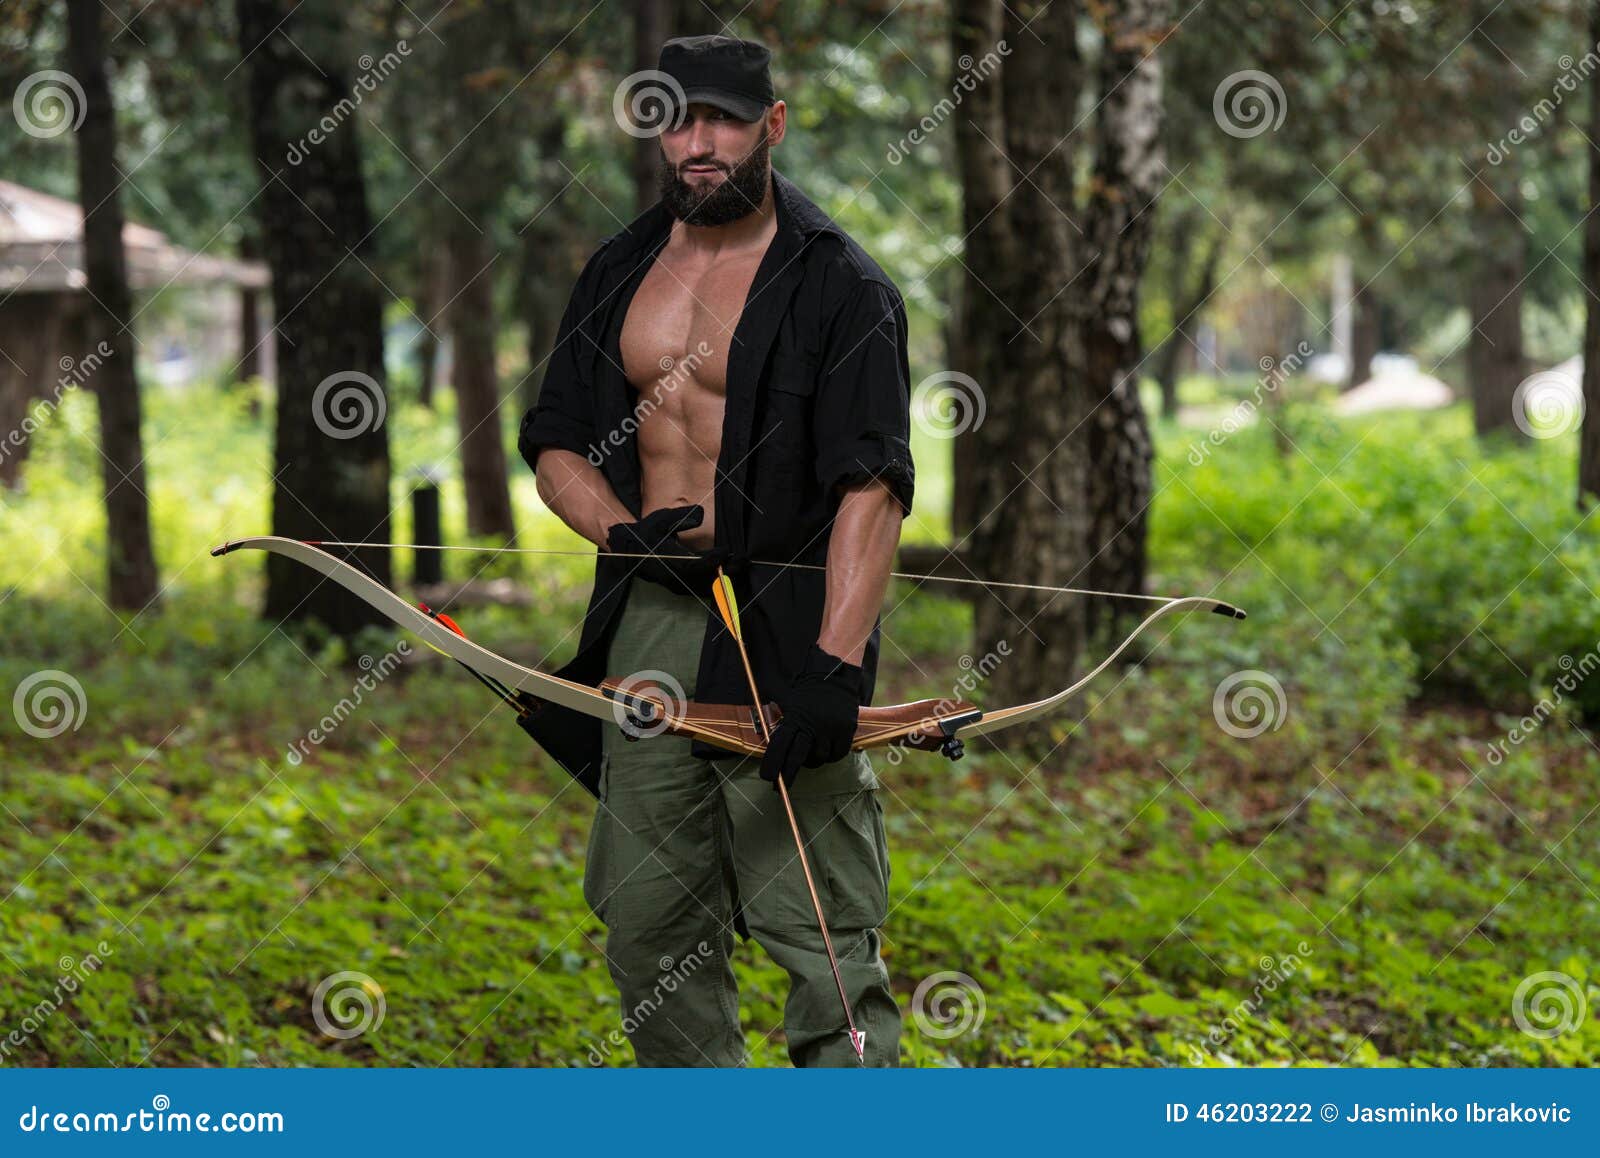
[0,179,268,486]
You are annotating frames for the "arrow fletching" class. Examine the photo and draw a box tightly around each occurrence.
[712,569,743,645]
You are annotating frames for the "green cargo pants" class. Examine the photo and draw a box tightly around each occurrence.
[582,580,902,1066]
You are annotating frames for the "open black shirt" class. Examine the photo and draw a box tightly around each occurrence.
[517,170,915,795]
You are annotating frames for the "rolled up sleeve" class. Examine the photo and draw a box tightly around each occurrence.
[813,278,916,513]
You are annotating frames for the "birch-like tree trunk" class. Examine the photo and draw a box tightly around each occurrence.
[1079,0,1170,636]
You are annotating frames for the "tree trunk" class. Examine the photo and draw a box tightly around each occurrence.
[1155,220,1222,418]
[950,0,1018,545]
[956,0,1090,751]
[633,0,671,212]
[236,231,263,383]
[514,113,573,415]
[1465,0,1530,441]
[415,239,446,409]
[238,0,393,631]
[65,0,160,611]
[0,295,71,489]
[1152,210,1194,420]
[1079,0,1170,637]
[447,226,517,540]
[1466,171,1526,440]
[1582,0,1600,506]
[1348,282,1380,390]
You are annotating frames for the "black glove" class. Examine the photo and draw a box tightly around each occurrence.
[760,646,864,791]
[606,505,724,595]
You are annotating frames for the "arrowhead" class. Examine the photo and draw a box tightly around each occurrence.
[849,1028,866,1062]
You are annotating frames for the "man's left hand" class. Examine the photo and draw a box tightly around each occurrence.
[760,645,863,791]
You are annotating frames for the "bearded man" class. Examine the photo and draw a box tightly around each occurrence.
[519,33,913,1067]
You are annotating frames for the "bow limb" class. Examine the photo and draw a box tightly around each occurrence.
[213,536,756,748]
[954,596,1245,740]
[214,536,627,718]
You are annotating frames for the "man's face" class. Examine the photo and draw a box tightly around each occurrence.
[657,102,784,226]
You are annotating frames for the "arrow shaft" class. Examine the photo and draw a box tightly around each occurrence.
[713,566,866,1066]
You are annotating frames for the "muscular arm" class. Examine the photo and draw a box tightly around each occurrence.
[534,449,635,547]
[816,480,904,666]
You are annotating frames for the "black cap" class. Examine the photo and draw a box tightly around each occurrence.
[657,35,774,123]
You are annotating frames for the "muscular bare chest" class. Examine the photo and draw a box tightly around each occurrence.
[619,243,768,397]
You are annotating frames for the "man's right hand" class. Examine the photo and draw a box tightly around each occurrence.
[605,505,724,595]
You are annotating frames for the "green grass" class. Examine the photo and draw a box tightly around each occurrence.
[0,385,1595,1066]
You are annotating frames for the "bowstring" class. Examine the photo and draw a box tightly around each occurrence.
[303,540,1180,606]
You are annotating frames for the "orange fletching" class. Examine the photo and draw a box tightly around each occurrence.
[417,601,469,638]
[711,571,742,644]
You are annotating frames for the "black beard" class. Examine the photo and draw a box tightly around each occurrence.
[658,139,771,226]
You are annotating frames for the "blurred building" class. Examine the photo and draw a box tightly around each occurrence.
[0,178,269,485]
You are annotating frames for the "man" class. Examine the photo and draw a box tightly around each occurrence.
[518,33,914,1067]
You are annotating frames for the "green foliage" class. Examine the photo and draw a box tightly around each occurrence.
[1162,405,1600,707]
[4,390,1596,1067]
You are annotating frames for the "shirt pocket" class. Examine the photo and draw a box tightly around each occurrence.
[759,356,819,481]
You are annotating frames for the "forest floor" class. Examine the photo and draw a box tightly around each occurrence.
[0,386,1595,1066]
